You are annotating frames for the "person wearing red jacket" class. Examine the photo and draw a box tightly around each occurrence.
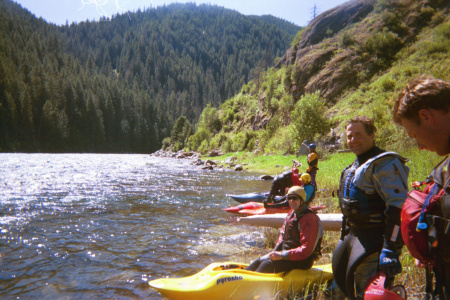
[393,75,450,300]
[245,186,324,273]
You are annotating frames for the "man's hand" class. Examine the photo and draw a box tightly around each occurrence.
[379,248,402,276]
[269,251,283,261]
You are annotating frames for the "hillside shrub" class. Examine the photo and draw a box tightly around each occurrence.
[198,104,222,134]
[243,130,258,151]
[170,116,192,152]
[290,92,331,150]
[222,139,232,153]
[266,126,294,154]
[161,137,171,150]
[362,28,402,62]
[339,30,358,48]
[231,131,245,151]
[198,139,209,154]
[210,132,229,149]
[187,127,210,150]
[291,28,304,47]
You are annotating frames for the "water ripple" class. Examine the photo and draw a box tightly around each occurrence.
[0,153,271,298]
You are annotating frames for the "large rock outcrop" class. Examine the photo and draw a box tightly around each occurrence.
[275,0,376,101]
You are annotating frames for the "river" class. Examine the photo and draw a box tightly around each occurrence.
[0,153,274,299]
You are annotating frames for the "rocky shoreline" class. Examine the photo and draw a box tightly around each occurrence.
[150,149,249,172]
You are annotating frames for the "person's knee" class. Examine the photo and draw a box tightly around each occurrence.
[256,260,276,273]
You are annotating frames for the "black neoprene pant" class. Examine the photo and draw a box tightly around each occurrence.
[245,256,314,273]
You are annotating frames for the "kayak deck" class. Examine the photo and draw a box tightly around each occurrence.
[223,202,326,215]
[149,262,333,300]
[228,192,284,204]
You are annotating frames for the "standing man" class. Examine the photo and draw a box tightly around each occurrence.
[393,75,450,299]
[307,143,319,189]
[332,116,410,299]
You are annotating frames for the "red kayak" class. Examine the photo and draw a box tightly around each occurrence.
[223,202,326,215]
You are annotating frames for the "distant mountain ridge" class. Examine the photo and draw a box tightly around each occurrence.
[0,0,300,153]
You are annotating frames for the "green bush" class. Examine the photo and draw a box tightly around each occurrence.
[198,139,209,154]
[231,131,245,151]
[210,132,229,150]
[221,109,234,124]
[290,92,331,150]
[266,126,294,154]
[339,30,358,48]
[198,104,222,134]
[170,116,192,152]
[187,127,210,151]
[291,28,304,47]
[242,130,258,151]
[161,137,171,150]
[222,139,232,153]
[362,29,402,61]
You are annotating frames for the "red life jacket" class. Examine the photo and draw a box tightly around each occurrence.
[290,172,302,186]
[401,157,450,265]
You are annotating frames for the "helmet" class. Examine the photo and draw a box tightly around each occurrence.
[309,143,316,149]
[287,186,306,202]
[364,271,406,300]
[292,167,299,174]
[300,173,311,184]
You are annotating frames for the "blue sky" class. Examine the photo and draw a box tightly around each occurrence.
[14,0,350,27]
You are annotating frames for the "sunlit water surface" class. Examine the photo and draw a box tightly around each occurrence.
[0,153,274,299]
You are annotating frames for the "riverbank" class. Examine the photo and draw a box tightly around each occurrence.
[149,147,443,299]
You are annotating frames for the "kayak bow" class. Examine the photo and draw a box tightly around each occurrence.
[149,262,333,300]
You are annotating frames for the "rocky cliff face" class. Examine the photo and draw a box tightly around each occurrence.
[275,0,376,102]
[275,0,449,103]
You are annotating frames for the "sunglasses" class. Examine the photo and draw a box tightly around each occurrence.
[287,195,302,201]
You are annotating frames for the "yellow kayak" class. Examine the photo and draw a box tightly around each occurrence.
[149,262,333,300]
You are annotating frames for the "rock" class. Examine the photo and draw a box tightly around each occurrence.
[296,142,311,157]
[298,1,374,49]
[202,165,213,170]
[192,159,204,166]
[182,152,195,157]
[225,157,235,164]
[260,175,274,180]
[234,165,243,171]
[274,0,376,102]
[209,149,224,157]
[205,159,217,166]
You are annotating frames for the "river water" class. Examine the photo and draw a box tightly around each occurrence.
[0,153,273,299]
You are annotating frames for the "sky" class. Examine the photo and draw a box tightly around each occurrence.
[13,0,350,27]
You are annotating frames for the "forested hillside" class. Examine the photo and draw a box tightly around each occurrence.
[181,0,449,155]
[0,0,299,153]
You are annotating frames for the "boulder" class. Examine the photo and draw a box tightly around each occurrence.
[205,159,217,166]
[235,165,244,171]
[296,144,309,157]
[225,157,235,164]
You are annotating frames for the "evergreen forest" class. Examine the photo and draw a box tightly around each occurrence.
[0,0,299,153]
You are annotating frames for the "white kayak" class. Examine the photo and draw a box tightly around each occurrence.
[238,213,343,231]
